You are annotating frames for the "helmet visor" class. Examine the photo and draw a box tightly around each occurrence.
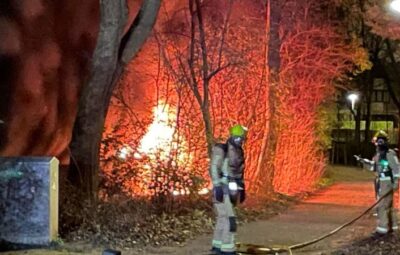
[232,136,245,146]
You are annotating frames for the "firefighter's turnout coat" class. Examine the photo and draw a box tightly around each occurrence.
[209,140,245,253]
[361,149,400,234]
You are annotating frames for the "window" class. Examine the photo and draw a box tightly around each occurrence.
[373,90,390,103]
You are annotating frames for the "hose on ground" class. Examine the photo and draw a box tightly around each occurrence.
[237,188,395,255]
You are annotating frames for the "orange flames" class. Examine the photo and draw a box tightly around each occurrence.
[135,102,192,164]
[117,102,209,196]
[136,103,186,162]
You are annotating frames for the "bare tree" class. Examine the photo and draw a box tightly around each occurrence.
[69,0,161,201]
[254,0,282,195]
[156,0,234,158]
[383,40,400,148]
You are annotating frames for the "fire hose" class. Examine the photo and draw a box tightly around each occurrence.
[236,188,396,255]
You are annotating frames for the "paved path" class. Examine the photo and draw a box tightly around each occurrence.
[238,182,378,254]
[134,181,378,255]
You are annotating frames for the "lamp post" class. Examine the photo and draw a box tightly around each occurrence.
[347,92,361,162]
[347,92,359,112]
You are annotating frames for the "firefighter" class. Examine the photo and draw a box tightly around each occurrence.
[209,124,247,255]
[355,130,399,236]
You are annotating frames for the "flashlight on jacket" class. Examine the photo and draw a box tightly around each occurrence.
[228,182,238,191]
[380,159,389,170]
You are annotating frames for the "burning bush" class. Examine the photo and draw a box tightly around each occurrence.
[100,101,208,207]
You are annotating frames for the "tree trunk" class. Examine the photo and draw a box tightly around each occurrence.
[364,87,372,143]
[69,0,128,201]
[262,70,279,195]
[355,105,361,144]
[187,0,233,158]
[398,111,400,150]
[202,104,214,158]
[385,40,400,149]
[69,0,161,201]
[256,0,281,196]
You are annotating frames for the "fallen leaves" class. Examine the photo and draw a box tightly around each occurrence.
[332,232,400,255]
[59,184,296,250]
[61,197,215,249]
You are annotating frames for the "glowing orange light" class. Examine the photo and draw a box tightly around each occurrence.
[133,101,197,196]
[118,146,133,160]
[138,103,176,159]
[198,188,210,195]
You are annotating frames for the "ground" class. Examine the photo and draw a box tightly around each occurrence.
[2,165,400,255]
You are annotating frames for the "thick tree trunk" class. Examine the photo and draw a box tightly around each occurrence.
[256,0,281,196]
[69,0,161,201]
[262,71,279,195]
[69,0,128,200]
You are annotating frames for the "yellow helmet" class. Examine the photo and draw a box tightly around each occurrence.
[372,130,388,145]
[229,124,248,138]
[373,130,388,139]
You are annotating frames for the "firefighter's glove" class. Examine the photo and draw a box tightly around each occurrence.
[213,185,224,202]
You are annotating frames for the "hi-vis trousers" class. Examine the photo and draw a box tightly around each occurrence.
[212,194,236,253]
[376,177,398,233]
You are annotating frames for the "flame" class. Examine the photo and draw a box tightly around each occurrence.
[136,102,193,166]
[138,103,176,160]
[133,102,191,195]
[118,146,133,159]
[113,102,209,197]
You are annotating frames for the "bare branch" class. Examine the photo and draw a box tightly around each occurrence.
[188,0,200,96]
[120,0,162,64]
[194,0,210,107]
[215,0,234,70]
[207,63,231,80]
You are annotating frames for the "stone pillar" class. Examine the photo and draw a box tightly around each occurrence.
[0,157,59,245]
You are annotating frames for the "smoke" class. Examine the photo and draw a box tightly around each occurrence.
[0,0,99,163]
[0,0,152,163]
[40,40,62,72]
[12,0,45,22]
[0,18,21,55]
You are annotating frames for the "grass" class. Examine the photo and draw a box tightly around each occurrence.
[320,164,375,184]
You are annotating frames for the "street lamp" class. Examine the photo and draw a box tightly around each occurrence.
[347,92,359,111]
[390,0,400,13]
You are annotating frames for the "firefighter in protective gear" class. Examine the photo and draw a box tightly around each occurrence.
[209,124,247,255]
[355,130,400,235]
